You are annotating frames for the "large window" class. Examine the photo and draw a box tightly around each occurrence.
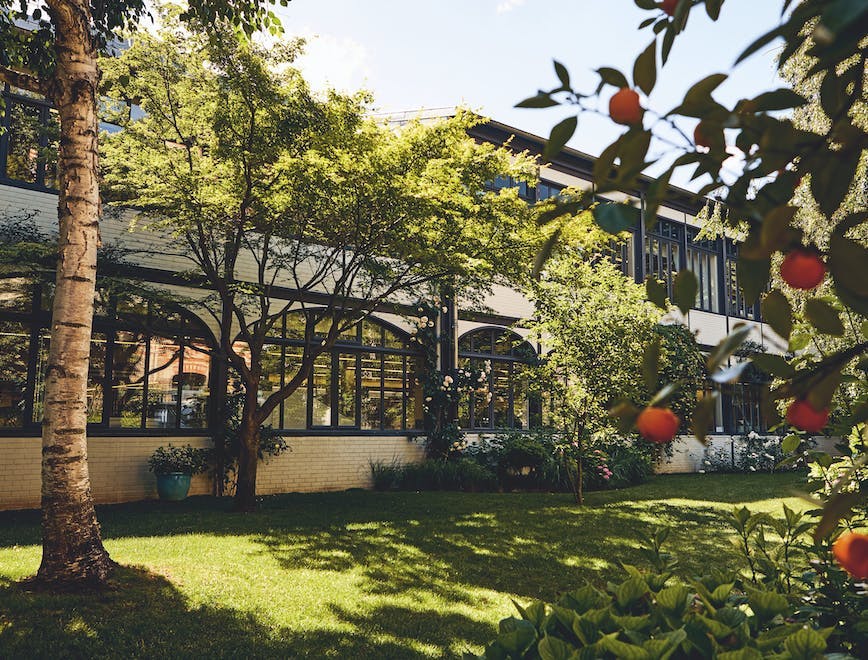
[236,311,422,432]
[686,227,720,313]
[0,278,212,433]
[1,90,59,189]
[457,327,540,430]
[724,241,760,319]
[644,219,683,299]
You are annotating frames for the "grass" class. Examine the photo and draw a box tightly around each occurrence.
[0,472,808,658]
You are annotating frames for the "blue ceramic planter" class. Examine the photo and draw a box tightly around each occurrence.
[156,473,192,501]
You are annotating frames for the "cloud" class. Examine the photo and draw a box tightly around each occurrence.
[289,29,372,94]
[496,0,527,14]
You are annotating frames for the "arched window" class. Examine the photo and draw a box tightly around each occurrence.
[0,278,214,432]
[235,310,422,432]
[457,327,540,430]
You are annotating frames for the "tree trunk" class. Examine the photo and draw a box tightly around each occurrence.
[36,0,113,586]
[234,401,260,512]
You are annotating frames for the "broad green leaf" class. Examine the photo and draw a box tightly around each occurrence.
[598,633,652,660]
[533,228,563,279]
[707,325,752,372]
[761,290,792,341]
[736,256,770,306]
[781,434,800,453]
[642,336,661,391]
[649,381,679,407]
[539,634,577,660]
[683,73,728,104]
[788,333,811,352]
[829,234,868,297]
[751,353,795,378]
[710,361,751,384]
[783,626,827,657]
[615,576,649,609]
[593,203,640,235]
[718,648,762,660]
[517,93,560,109]
[673,270,698,315]
[736,25,784,64]
[645,276,668,310]
[633,41,656,96]
[806,367,842,410]
[813,492,861,541]
[543,116,578,162]
[596,67,629,89]
[760,206,796,252]
[749,89,808,112]
[804,298,844,336]
[746,588,789,622]
[819,0,868,35]
[692,391,718,443]
[811,147,861,218]
[553,60,570,89]
[655,585,690,616]
[705,0,723,20]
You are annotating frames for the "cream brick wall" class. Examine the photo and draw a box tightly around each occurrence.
[0,436,212,511]
[0,434,425,511]
[655,434,841,474]
[256,435,425,494]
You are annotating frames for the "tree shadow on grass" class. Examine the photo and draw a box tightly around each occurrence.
[0,565,485,659]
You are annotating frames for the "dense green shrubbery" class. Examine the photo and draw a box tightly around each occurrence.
[476,509,867,658]
[372,430,655,494]
[370,458,498,492]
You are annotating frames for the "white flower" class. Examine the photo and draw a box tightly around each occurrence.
[442,306,448,313]
[749,466,757,472]
[425,397,432,402]
[763,453,774,460]
[443,375,453,385]
[703,460,711,465]
[419,316,428,324]
[748,431,759,440]
[486,392,493,402]
[698,469,706,474]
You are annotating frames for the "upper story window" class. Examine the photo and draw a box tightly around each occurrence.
[644,219,683,300]
[489,175,534,201]
[686,226,720,313]
[724,241,760,320]
[0,91,59,190]
[236,310,422,432]
[536,181,563,201]
[457,327,540,430]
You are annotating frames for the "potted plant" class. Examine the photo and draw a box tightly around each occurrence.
[147,444,209,501]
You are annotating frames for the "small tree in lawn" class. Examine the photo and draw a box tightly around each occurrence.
[100,18,537,511]
[531,252,705,502]
[521,0,867,568]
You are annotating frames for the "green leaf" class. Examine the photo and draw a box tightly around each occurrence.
[804,298,844,336]
[655,585,690,617]
[516,93,560,109]
[829,234,868,297]
[693,391,718,443]
[615,576,649,609]
[707,325,752,373]
[749,89,808,112]
[684,73,728,104]
[781,434,800,453]
[811,148,861,218]
[761,290,792,341]
[751,353,795,378]
[646,276,668,310]
[598,633,652,660]
[649,382,680,407]
[642,336,661,391]
[788,333,811,352]
[736,256,770,306]
[543,116,578,162]
[813,491,862,540]
[633,41,656,96]
[553,60,570,89]
[538,634,576,660]
[533,228,563,279]
[736,25,784,64]
[593,139,621,185]
[593,203,640,235]
[819,0,868,36]
[718,649,762,660]
[673,269,698,315]
[746,588,789,623]
[596,67,629,89]
[783,626,827,658]
[862,320,868,339]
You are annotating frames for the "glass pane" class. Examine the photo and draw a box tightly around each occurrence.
[382,353,403,430]
[285,311,307,340]
[111,331,146,428]
[180,343,210,428]
[0,278,33,312]
[360,352,382,430]
[41,108,60,189]
[512,374,528,430]
[311,353,332,426]
[146,337,181,429]
[6,102,41,184]
[338,353,357,426]
[361,320,382,347]
[257,344,283,430]
[384,327,404,349]
[0,322,30,427]
[494,331,512,356]
[34,330,105,424]
[492,361,510,427]
[405,357,422,430]
[457,357,470,428]
[283,347,307,429]
[473,330,492,354]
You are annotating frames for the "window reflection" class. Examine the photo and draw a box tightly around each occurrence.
[0,322,29,427]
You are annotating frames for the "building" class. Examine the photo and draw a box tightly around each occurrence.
[0,88,787,510]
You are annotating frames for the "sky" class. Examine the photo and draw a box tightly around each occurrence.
[273,0,787,188]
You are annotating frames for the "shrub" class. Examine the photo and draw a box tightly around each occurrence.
[147,444,210,476]
[703,433,805,474]
[369,459,497,492]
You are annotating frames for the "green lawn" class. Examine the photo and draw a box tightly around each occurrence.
[0,473,808,659]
